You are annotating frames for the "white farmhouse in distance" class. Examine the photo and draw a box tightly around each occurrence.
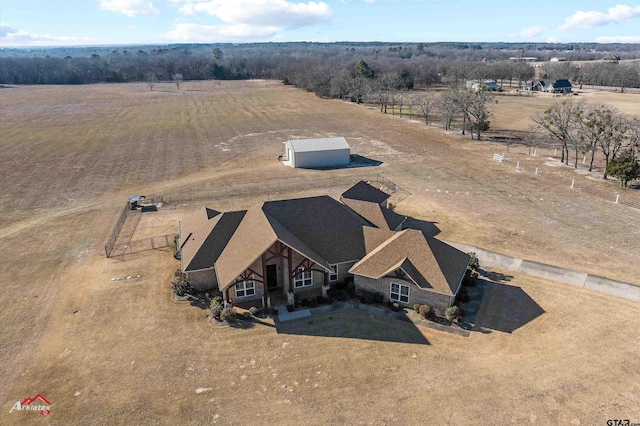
[282,137,351,168]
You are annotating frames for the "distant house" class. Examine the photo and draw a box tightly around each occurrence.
[526,79,572,93]
[282,137,350,168]
[465,79,501,92]
[602,53,620,63]
[178,181,470,311]
[509,57,538,62]
[550,57,568,62]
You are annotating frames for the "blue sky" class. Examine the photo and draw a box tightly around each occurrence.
[1,0,639,47]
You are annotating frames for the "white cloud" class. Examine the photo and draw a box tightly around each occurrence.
[174,0,331,29]
[546,36,561,43]
[165,0,332,41]
[164,22,280,41]
[558,4,640,31]
[98,0,159,17]
[0,24,97,46]
[516,25,543,38]
[364,0,376,3]
[595,35,640,42]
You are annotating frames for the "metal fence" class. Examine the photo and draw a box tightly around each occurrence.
[104,203,129,258]
[104,174,408,257]
[108,233,176,258]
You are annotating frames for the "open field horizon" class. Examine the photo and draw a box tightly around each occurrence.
[1,79,639,424]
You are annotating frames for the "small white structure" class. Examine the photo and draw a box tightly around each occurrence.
[282,137,350,168]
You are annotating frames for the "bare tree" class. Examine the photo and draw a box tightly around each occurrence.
[437,89,458,131]
[465,89,497,140]
[375,72,402,114]
[147,73,157,91]
[580,104,628,177]
[627,118,640,162]
[405,93,417,120]
[416,91,437,125]
[330,68,352,100]
[172,73,183,90]
[532,99,584,166]
[395,92,406,117]
[451,87,473,136]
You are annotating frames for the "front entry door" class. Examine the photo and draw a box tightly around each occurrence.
[266,264,278,290]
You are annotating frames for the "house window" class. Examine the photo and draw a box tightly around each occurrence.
[294,268,313,288]
[329,264,338,282]
[235,280,255,298]
[390,282,409,303]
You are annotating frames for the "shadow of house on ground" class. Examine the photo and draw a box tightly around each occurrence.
[401,217,440,237]
[275,309,430,345]
[474,281,545,334]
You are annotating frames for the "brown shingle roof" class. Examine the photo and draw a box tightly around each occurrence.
[349,230,470,295]
[262,196,370,264]
[180,209,245,272]
[362,226,396,253]
[214,205,278,290]
[341,181,390,204]
[341,198,405,231]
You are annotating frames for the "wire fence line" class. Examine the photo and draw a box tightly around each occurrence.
[104,203,129,258]
[493,152,640,211]
[151,173,407,206]
[104,173,408,258]
[108,233,176,258]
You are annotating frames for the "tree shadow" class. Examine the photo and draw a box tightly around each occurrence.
[275,308,430,345]
[474,281,544,334]
[485,270,513,282]
[401,217,440,237]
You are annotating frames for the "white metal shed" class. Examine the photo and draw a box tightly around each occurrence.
[282,137,350,168]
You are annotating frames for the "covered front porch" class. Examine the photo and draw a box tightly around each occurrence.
[222,240,330,308]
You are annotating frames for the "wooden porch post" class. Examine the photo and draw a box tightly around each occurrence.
[262,252,268,298]
[287,246,293,293]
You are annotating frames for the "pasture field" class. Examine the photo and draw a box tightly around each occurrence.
[490,87,640,134]
[1,80,639,424]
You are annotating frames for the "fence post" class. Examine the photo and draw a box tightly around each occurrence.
[571,179,575,188]
[535,167,538,175]
[615,194,620,204]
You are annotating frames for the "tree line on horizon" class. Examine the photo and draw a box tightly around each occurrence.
[0,43,639,91]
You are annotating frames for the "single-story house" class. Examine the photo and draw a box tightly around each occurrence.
[465,80,501,92]
[550,57,568,62]
[282,137,350,168]
[526,79,572,93]
[179,182,470,311]
[602,53,620,63]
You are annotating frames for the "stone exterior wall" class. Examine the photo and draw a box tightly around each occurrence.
[330,260,357,284]
[228,279,265,305]
[224,243,327,304]
[187,268,218,291]
[354,275,454,311]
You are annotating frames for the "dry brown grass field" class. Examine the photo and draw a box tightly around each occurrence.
[1,80,639,425]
